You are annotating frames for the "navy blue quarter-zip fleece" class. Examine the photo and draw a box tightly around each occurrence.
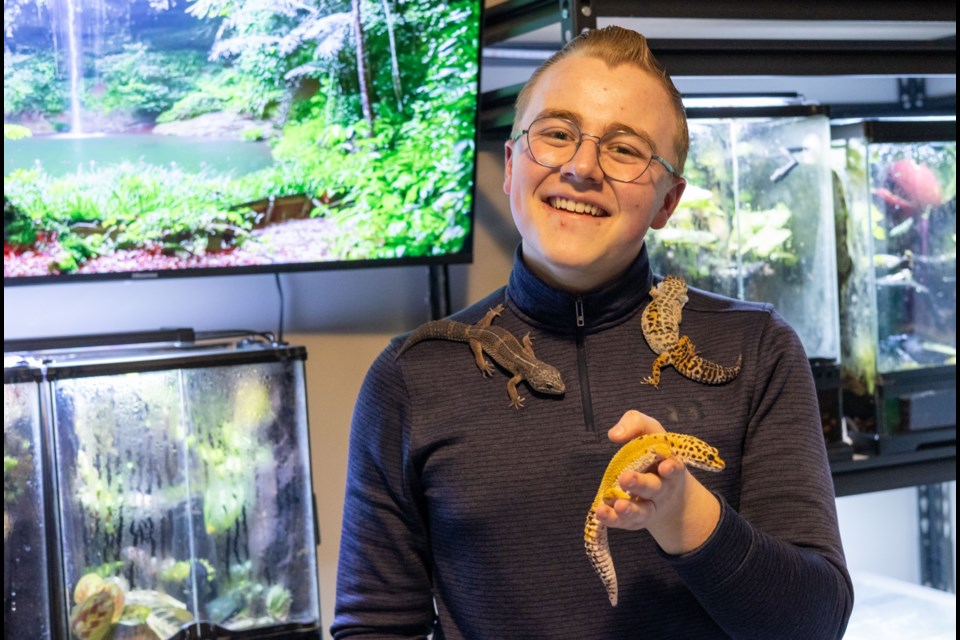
[333,245,853,640]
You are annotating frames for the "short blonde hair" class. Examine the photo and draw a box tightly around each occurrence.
[512,26,689,175]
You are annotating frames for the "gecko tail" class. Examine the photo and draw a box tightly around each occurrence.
[584,508,619,606]
[672,336,742,385]
[396,321,469,358]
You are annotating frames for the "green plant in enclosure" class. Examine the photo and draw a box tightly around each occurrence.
[189,372,275,535]
[4,454,29,505]
[206,560,294,625]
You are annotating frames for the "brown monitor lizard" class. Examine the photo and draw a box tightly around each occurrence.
[397,304,565,409]
[640,275,742,389]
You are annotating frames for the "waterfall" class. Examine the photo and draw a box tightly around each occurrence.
[64,0,83,134]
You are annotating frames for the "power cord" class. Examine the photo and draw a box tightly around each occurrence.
[274,272,286,345]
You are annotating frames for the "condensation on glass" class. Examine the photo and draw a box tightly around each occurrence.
[3,341,321,639]
[4,361,53,639]
[647,106,840,361]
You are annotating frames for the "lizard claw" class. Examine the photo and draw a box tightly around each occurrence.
[510,395,525,409]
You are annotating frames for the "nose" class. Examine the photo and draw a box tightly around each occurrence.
[561,133,604,183]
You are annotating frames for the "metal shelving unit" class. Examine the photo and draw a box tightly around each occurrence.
[480,0,957,135]
[831,445,956,498]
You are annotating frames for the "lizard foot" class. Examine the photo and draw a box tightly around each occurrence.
[640,376,660,389]
[509,395,526,410]
[478,304,506,329]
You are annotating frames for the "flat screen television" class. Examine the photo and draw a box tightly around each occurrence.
[4,0,481,285]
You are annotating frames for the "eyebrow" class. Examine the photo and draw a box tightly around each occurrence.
[532,109,660,152]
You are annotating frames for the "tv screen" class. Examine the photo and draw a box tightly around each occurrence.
[4,0,480,284]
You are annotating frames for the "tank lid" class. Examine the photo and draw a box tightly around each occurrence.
[686,104,829,120]
[831,118,957,142]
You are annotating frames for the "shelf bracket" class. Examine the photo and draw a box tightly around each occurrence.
[559,0,598,43]
[918,482,955,592]
[898,77,928,110]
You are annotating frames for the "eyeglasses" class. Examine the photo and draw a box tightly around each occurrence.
[511,116,677,182]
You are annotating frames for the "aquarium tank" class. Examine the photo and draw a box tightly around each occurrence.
[4,0,481,284]
[4,358,53,640]
[646,105,843,451]
[832,119,956,451]
[3,334,322,639]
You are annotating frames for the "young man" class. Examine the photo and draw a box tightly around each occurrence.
[332,26,852,639]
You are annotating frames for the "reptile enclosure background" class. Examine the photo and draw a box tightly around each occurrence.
[832,119,957,454]
[3,338,322,640]
[644,105,844,449]
[645,105,840,361]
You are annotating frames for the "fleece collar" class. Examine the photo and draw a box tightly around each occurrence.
[505,243,655,334]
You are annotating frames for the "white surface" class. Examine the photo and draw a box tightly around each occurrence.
[836,488,922,584]
[844,572,956,640]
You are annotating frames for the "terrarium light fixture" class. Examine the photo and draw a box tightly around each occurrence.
[681,93,806,109]
[830,114,957,126]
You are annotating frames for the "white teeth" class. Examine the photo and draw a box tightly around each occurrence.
[551,197,604,216]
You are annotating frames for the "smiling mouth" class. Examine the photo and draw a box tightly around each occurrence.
[549,197,609,217]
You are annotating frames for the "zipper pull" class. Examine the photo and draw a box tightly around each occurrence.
[575,297,585,328]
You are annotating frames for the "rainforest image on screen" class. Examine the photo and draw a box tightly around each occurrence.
[4,0,480,281]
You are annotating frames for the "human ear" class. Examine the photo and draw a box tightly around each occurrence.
[651,177,686,229]
[503,139,515,196]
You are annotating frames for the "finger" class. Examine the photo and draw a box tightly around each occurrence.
[619,470,664,501]
[614,497,655,520]
[594,502,619,526]
[607,409,666,443]
[655,457,686,478]
[598,497,656,530]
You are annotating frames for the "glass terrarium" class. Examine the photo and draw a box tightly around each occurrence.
[832,119,956,452]
[647,105,843,451]
[4,357,53,640]
[4,334,321,639]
